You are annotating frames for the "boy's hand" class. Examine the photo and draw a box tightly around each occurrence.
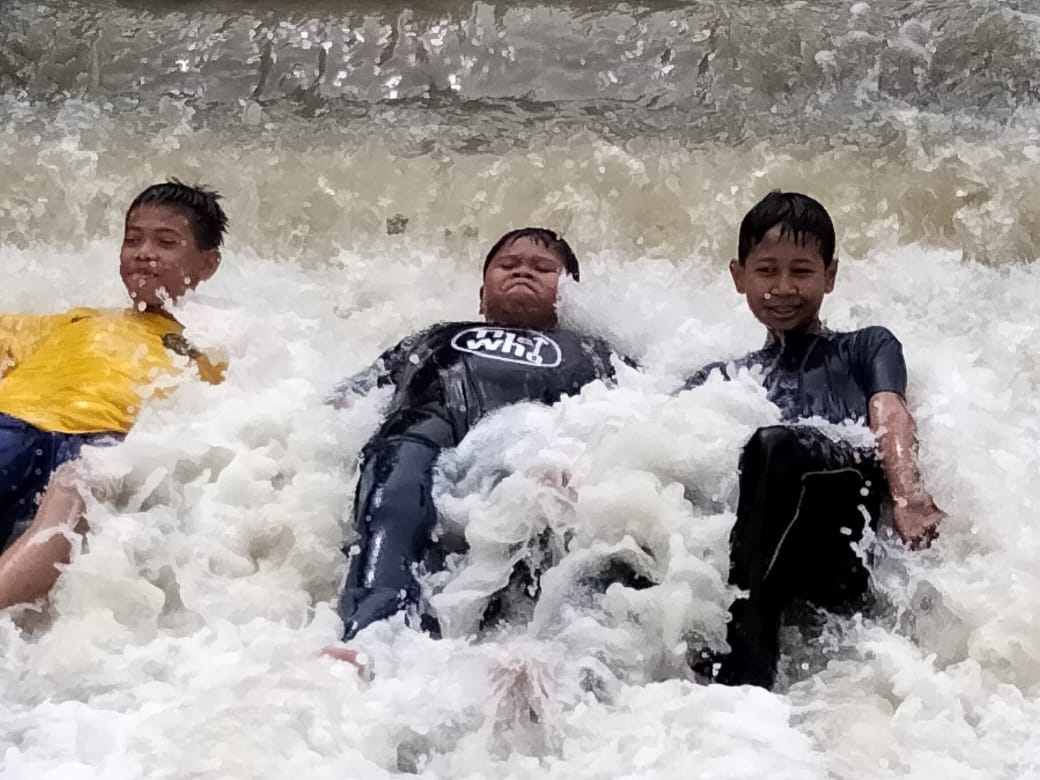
[892,499,944,550]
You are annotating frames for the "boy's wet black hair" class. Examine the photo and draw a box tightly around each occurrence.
[738,191,835,266]
[482,227,580,281]
[127,179,229,251]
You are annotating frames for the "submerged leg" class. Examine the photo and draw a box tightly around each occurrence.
[338,437,443,639]
[0,462,90,610]
[0,415,51,550]
[703,425,883,688]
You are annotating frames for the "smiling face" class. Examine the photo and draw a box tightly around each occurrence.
[730,225,837,334]
[479,236,565,330]
[120,205,219,315]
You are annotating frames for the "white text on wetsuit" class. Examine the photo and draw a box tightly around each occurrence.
[450,327,563,367]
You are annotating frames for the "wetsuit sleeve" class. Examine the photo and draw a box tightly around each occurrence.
[857,327,908,398]
[679,360,730,391]
[591,336,637,381]
[328,357,392,402]
[327,330,427,403]
[0,314,59,376]
[617,353,641,371]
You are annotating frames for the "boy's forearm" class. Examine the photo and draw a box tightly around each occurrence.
[868,391,935,508]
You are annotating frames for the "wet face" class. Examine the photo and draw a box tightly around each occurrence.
[730,225,837,334]
[120,205,219,315]
[479,236,565,329]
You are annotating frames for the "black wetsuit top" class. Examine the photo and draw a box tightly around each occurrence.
[335,321,620,448]
[682,327,907,423]
[335,321,620,638]
[683,327,908,689]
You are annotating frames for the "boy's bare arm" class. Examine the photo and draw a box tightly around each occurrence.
[868,391,944,549]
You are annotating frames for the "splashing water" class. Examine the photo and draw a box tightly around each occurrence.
[2,1,1040,778]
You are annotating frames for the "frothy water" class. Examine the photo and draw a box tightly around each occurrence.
[5,0,1040,263]
[2,1,1040,778]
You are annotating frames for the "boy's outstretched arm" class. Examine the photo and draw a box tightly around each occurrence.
[868,391,945,549]
[325,330,430,409]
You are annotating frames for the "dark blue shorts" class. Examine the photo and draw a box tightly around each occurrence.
[0,413,117,549]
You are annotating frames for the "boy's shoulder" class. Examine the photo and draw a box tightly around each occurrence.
[821,325,902,352]
[827,324,898,338]
[65,306,102,321]
[64,307,158,327]
[386,320,481,355]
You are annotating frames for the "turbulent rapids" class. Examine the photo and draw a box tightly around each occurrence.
[2,1,1040,778]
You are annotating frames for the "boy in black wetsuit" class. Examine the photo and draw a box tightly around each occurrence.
[686,191,944,689]
[328,229,621,647]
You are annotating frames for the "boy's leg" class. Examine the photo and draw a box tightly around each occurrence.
[338,430,449,640]
[705,425,883,688]
[0,462,89,610]
[0,419,118,609]
[0,414,51,549]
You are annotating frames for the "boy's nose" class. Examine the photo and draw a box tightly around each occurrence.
[134,242,159,262]
[771,273,798,295]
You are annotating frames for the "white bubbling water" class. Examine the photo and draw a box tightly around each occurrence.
[1,230,1038,778]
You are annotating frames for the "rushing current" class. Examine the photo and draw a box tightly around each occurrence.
[2,1,1040,777]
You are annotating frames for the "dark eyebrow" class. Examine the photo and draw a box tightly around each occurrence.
[508,251,559,262]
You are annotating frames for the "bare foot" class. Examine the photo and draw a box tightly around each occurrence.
[322,646,371,678]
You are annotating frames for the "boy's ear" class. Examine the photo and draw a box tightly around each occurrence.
[478,284,486,315]
[825,258,838,293]
[729,258,746,294]
[191,249,220,285]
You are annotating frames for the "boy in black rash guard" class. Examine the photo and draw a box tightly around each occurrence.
[328,229,622,646]
[686,191,944,689]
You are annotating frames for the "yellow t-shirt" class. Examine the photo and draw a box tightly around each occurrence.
[0,308,223,435]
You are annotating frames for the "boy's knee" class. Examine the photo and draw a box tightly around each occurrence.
[744,425,799,457]
[49,460,114,502]
[49,460,84,489]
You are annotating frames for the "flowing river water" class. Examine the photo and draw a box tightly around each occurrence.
[2,1,1039,777]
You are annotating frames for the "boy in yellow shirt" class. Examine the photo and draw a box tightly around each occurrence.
[0,180,227,608]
